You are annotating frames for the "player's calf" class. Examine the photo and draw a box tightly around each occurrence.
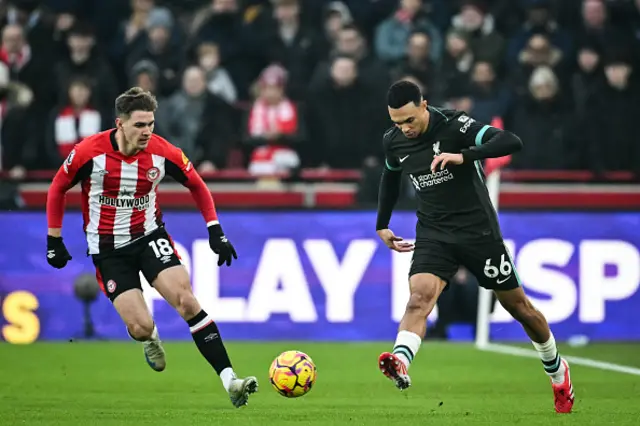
[391,274,446,368]
[152,266,258,402]
[379,273,445,390]
[495,287,574,412]
[112,289,167,372]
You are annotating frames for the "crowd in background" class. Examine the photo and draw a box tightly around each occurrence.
[0,0,640,179]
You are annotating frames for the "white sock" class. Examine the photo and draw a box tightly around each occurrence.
[127,324,158,342]
[532,333,566,384]
[220,367,236,392]
[392,330,422,369]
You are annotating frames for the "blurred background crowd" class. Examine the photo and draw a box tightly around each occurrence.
[0,0,639,179]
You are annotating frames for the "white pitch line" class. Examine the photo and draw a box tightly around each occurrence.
[478,343,640,376]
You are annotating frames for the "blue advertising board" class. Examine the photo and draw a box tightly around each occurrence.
[1,211,638,343]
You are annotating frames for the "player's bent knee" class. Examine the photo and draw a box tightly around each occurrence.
[128,321,155,341]
[175,291,201,320]
[405,292,433,316]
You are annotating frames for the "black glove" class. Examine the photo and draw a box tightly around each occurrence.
[208,224,237,266]
[47,236,72,269]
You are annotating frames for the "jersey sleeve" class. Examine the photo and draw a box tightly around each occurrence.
[452,114,523,162]
[453,114,502,149]
[382,128,402,172]
[47,146,93,228]
[163,141,219,225]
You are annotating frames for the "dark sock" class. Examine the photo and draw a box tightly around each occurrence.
[187,310,232,375]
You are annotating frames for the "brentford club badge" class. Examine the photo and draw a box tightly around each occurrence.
[107,280,117,293]
[146,167,160,182]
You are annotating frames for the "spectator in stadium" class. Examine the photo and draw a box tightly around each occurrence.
[53,22,118,113]
[508,66,577,170]
[318,1,353,60]
[466,60,510,124]
[449,0,505,72]
[1,22,52,168]
[129,58,159,95]
[0,60,34,177]
[507,0,573,69]
[50,6,77,50]
[509,33,568,99]
[438,29,473,101]
[391,31,438,100]
[1,23,50,109]
[191,0,250,98]
[307,55,386,168]
[125,7,183,97]
[584,52,640,173]
[0,0,639,179]
[109,0,157,72]
[374,0,442,65]
[572,41,603,117]
[311,24,389,98]
[156,65,236,171]
[196,41,237,104]
[3,0,56,58]
[127,59,166,140]
[243,64,303,175]
[73,0,130,46]
[262,0,320,102]
[577,0,632,54]
[46,77,105,166]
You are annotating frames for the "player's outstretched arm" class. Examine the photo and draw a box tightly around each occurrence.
[164,149,237,267]
[375,165,414,253]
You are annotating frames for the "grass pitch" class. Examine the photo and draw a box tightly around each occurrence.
[1,342,639,425]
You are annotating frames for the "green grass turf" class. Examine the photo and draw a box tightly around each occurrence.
[1,342,639,425]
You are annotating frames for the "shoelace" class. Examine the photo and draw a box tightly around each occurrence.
[145,340,163,358]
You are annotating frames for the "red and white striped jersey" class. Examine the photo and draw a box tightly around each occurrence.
[47,130,218,254]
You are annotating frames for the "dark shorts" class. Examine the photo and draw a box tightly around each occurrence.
[92,227,182,302]
[409,238,520,291]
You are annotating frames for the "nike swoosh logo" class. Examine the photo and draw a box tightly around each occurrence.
[399,155,409,163]
[497,276,511,284]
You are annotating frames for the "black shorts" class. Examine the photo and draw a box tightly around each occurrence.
[92,227,182,302]
[409,238,520,291]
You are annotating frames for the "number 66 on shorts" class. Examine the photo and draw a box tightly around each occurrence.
[470,242,520,290]
[483,254,513,282]
[409,238,521,291]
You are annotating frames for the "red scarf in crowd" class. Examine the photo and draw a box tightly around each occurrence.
[247,98,298,137]
[0,45,31,72]
[54,106,102,158]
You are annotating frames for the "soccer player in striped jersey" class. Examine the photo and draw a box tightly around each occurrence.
[45,87,258,408]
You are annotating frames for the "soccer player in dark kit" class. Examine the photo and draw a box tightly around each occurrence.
[45,87,258,408]
[375,81,574,413]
